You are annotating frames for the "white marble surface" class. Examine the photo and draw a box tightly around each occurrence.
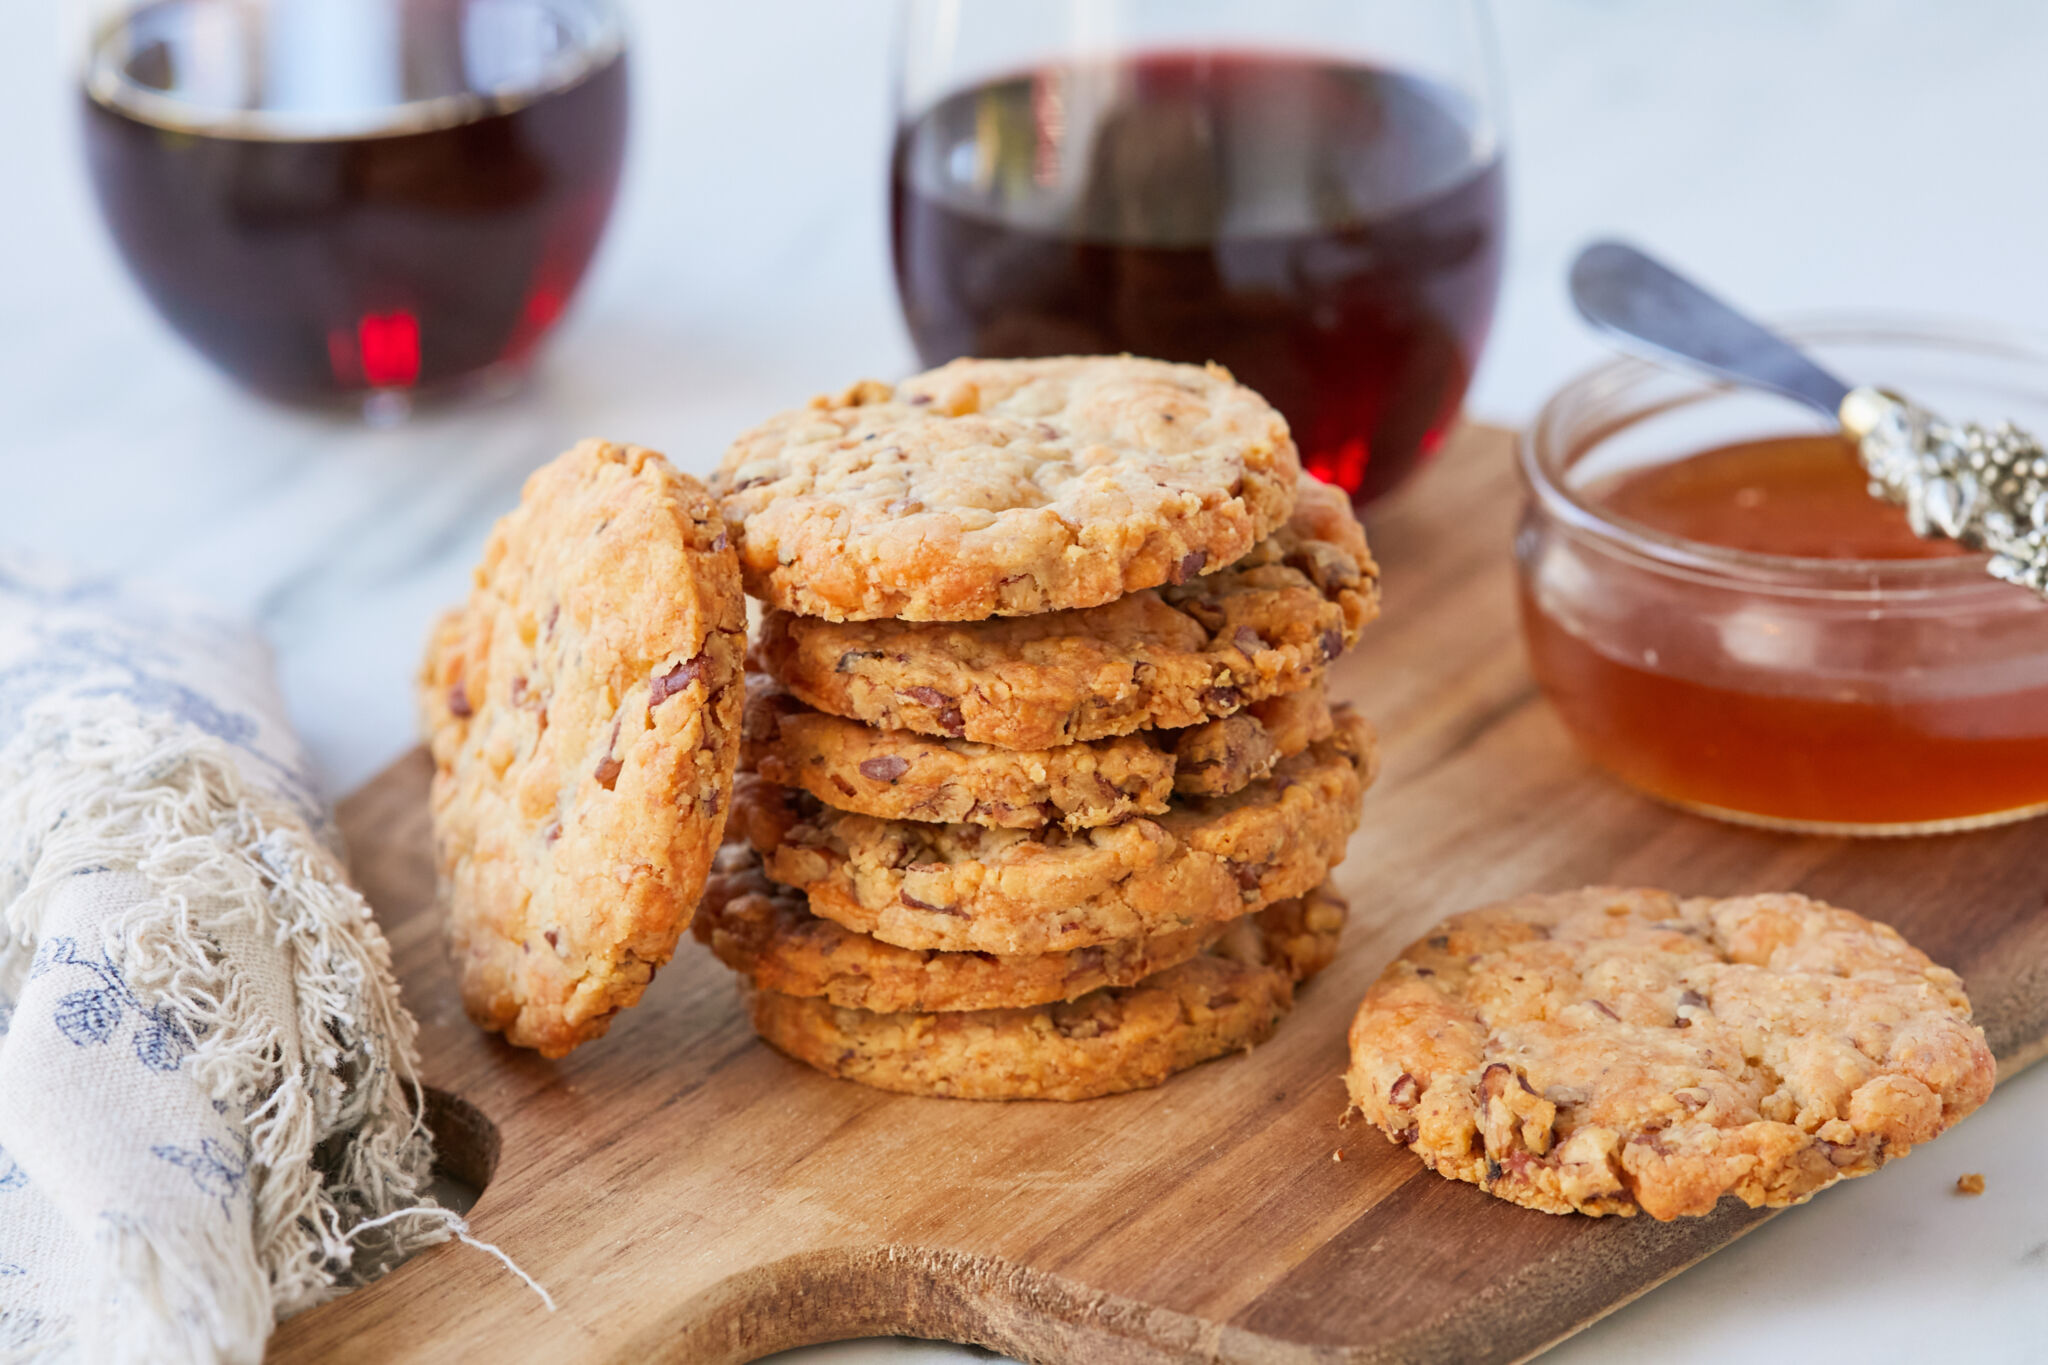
[6,2,2047,1360]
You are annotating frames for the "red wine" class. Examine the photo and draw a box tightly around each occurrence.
[83,0,627,406]
[892,52,1504,503]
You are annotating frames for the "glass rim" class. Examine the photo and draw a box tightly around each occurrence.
[1520,310,2048,604]
[83,0,626,143]
[890,0,1507,159]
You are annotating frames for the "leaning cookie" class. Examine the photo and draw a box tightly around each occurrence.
[747,885,1347,1100]
[694,845,1225,1013]
[733,710,1376,956]
[1345,887,1996,1220]
[744,674,1336,830]
[755,476,1375,750]
[713,355,1301,621]
[419,439,746,1057]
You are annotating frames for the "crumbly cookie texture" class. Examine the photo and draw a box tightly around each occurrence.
[712,356,1301,622]
[756,477,1376,749]
[694,845,1224,1013]
[743,674,1334,830]
[1345,887,1996,1220]
[732,709,1376,955]
[746,883,1348,1100]
[419,439,746,1058]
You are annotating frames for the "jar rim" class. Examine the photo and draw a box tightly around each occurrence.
[1521,311,2048,603]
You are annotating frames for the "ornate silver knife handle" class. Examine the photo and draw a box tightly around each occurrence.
[1842,388,2048,596]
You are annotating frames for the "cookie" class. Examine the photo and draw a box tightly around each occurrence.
[756,477,1376,750]
[419,439,747,1057]
[743,675,1335,830]
[731,710,1376,955]
[713,356,1301,622]
[745,884,1348,1100]
[694,845,1224,1012]
[1344,887,1996,1220]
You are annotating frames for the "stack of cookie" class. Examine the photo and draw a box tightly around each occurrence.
[702,356,1383,1100]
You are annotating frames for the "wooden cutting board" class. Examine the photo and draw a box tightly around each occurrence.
[268,424,2048,1365]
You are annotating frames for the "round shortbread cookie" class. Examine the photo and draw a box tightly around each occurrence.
[746,884,1347,1100]
[743,674,1335,830]
[693,845,1224,1013]
[1344,887,1996,1220]
[755,477,1376,750]
[713,355,1301,622]
[419,439,746,1057]
[731,710,1376,955]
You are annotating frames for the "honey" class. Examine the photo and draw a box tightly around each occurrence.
[1520,588,2048,830]
[1595,434,1969,561]
[1518,328,2048,835]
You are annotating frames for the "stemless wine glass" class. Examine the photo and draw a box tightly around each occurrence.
[892,0,1506,504]
[80,0,629,418]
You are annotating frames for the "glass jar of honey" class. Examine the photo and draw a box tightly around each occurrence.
[1517,318,2048,835]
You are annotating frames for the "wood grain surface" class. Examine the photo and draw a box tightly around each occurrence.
[268,425,2048,1365]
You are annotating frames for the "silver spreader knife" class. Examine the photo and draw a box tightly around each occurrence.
[1568,240,2048,597]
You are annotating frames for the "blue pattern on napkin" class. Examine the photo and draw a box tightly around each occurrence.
[149,1138,249,1218]
[29,939,194,1073]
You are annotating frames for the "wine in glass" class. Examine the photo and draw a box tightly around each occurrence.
[892,0,1506,504]
[81,0,629,416]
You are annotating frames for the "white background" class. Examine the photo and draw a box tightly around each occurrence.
[4,2,2046,1361]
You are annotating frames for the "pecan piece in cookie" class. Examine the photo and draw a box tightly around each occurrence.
[712,355,1301,621]
[756,478,1377,750]
[419,440,746,1057]
[1169,680,1336,797]
[744,884,1347,1100]
[1344,888,1996,1219]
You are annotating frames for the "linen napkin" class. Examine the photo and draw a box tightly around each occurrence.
[0,559,441,1363]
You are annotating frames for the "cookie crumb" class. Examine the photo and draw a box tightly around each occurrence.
[1956,1172,1986,1196]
